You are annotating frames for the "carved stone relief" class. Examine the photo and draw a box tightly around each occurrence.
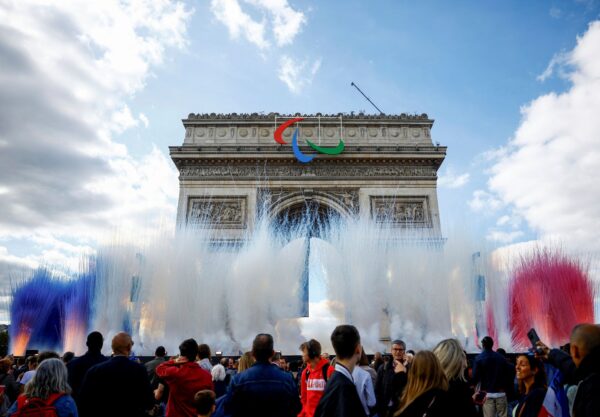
[187,197,247,229]
[258,189,359,216]
[370,196,431,227]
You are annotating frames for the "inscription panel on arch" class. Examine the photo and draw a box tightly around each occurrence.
[369,196,431,227]
[186,196,247,229]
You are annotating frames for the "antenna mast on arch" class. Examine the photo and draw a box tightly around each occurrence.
[350,81,384,115]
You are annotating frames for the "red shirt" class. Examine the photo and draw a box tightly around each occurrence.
[299,358,332,417]
[156,360,214,417]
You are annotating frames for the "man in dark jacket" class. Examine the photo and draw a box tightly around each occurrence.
[472,336,512,417]
[375,339,408,416]
[66,331,107,405]
[218,333,300,417]
[313,325,367,417]
[78,332,154,417]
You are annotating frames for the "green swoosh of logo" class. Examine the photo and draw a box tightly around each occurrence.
[306,139,345,155]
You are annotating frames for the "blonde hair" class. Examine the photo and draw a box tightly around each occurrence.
[395,350,448,416]
[433,339,467,382]
[237,351,255,372]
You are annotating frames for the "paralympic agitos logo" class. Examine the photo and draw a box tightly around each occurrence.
[273,117,345,163]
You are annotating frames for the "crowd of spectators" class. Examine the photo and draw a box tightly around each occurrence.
[0,322,598,417]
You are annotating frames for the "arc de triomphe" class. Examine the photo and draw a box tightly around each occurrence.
[170,113,446,242]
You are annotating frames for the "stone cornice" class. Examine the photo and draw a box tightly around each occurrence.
[183,112,433,126]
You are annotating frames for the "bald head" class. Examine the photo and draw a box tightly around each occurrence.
[570,323,600,367]
[112,332,133,356]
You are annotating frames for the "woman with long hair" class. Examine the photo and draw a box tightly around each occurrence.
[8,358,78,417]
[512,355,546,417]
[393,350,449,417]
[432,339,477,417]
[237,352,255,373]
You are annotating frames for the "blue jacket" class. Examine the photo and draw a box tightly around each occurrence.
[8,394,78,417]
[215,361,301,417]
[472,349,513,393]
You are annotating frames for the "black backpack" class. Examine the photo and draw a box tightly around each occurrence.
[305,363,330,383]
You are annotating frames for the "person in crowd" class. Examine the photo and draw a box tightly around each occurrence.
[193,390,215,417]
[155,338,213,417]
[433,339,477,417]
[236,352,254,373]
[62,352,75,365]
[313,325,367,417]
[197,345,212,373]
[38,352,60,363]
[78,332,154,417]
[392,351,449,417]
[217,333,300,417]
[511,355,546,417]
[472,336,513,417]
[298,339,331,417]
[0,357,19,407]
[146,346,168,389]
[17,356,38,389]
[225,358,237,379]
[66,331,107,405]
[353,348,376,416]
[537,323,600,417]
[210,364,227,399]
[375,339,409,416]
[321,352,330,361]
[13,358,27,382]
[7,358,78,417]
[372,352,384,373]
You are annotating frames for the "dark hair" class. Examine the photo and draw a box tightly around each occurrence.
[331,325,360,360]
[392,339,406,349]
[179,339,199,362]
[38,351,60,363]
[359,347,369,366]
[303,339,322,359]
[155,346,166,357]
[496,348,507,357]
[252,334,274,362]
[481,336,494,350]
[62,352,75,363]
[194,390,216,414]
[198,344,211,360]
[86,331,104,351]
[517,354,546,394]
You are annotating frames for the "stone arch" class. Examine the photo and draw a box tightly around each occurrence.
[268,191,354,223]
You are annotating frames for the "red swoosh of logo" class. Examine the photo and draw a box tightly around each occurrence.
[273,117,304,144]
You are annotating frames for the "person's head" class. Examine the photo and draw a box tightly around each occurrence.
[155,346,166,358]
[496,348,507,357]
[279,358,288,370]
[38,351,60,364]
[252,333,274,362]
[179,339,199,362]
[391,339,406,362]
[330,325,361,362]
[481,336,494,351]
[211,364,226,382]
[300,339,322,364]
[515,354,546,394]
[194,389,216,417]
[396,351,448,416]
[25,358,71,400]
[237,351,255,372]
[111,332,133,356]
[227,358,235,368]
[0,358,11,374]
[26,355,38,370]
[321,352,329,360]
[198,344,211,360]
[86,331,104,352]
[62,352,75,364]
[569,323,600,367]
[358,347,370,367]
[433,339,467,382]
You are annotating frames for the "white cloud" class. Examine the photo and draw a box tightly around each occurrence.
[278,55,321,94]
[487,21,600,251]
[486,230,524,244]
[139,113,150,128]
[0,1,191,273]
[537,51,569,82]
[469,190,503,213]
[549,7,562,19]
[438,169,470,189]
[210,0,305,49]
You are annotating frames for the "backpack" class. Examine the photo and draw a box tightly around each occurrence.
[12,393,63,417]
[305,363,330,383]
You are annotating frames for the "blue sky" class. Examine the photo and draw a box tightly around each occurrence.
[1,0,600,289]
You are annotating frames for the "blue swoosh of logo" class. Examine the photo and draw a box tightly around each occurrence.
[292,128,314,163]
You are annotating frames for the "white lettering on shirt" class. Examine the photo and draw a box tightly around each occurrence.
[306,378,326,391]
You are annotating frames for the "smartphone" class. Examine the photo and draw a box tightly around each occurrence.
[473,391,487,405]
[527,328,541,347]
